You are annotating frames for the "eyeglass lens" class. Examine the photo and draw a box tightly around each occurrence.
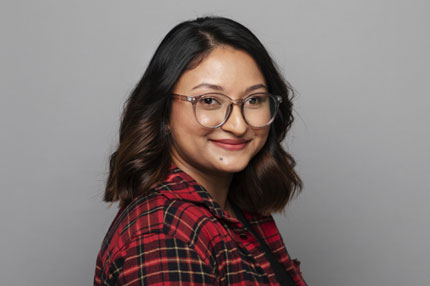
[194,93,277,128]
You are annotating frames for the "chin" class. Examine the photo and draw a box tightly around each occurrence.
[214,159,250,174]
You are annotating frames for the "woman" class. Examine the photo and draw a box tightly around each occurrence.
[95,16,306,286]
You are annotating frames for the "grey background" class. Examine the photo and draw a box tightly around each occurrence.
[1,0,429,285]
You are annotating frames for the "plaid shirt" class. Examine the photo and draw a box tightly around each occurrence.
[94,166,306,285]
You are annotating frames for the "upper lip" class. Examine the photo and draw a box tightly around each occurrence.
[210,139,250,145]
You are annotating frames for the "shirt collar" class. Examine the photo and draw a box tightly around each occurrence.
[154,164,242,225]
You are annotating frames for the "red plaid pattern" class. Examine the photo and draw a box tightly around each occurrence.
[94,166,306,285]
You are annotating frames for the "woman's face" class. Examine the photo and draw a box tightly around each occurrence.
[169,46,270,175]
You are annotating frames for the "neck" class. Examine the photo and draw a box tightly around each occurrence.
[172,156,233,210]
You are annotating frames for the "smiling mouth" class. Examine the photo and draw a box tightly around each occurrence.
[209,139,250,151]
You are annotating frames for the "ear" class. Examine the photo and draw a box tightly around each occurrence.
[163,119,171,135]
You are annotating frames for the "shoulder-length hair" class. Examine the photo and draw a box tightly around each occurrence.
[105,16,302,215]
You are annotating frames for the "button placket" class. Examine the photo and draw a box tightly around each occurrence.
[239,230,248,240]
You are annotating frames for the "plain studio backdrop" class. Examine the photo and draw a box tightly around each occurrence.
[1,1,429,285]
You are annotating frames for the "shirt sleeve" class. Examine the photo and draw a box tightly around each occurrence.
[105,232,216,285]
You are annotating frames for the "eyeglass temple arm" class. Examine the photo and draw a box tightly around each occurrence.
[172,94,195,103]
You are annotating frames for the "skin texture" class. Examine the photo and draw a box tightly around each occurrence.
[169,46,270,214]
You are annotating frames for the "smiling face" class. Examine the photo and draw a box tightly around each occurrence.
[169,46,270,177]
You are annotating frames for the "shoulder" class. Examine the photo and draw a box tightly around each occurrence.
[97,189,226,269]
[95,219,217,285]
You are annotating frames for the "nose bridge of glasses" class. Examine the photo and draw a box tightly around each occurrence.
[230,98,246,105]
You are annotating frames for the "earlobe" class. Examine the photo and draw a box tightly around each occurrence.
[163,120,171,136]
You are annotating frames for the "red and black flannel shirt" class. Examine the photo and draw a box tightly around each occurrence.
[94,166,306,285]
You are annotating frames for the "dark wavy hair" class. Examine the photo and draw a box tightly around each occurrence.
[104,16,302,215]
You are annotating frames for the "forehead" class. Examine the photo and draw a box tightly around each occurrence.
[174,46,266,94]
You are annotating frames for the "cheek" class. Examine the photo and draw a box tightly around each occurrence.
[169,103,211,149]
[254,128,270,150]
[170,102,196,135]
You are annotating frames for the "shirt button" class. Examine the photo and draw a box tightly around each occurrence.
[239,233,248,239]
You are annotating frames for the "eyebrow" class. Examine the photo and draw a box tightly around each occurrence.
[191,83,267,92]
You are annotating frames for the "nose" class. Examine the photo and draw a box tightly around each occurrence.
[221,104,248,136]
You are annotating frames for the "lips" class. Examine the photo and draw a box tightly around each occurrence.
[210,139,250,151]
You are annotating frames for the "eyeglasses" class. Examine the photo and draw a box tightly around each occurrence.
[172,92,282,128]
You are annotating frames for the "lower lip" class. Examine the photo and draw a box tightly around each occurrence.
[210,141,249,151]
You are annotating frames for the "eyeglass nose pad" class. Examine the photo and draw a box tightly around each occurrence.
[223,104,233,124]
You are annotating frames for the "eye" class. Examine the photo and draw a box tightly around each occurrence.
[245,94,266,106]
[197,95,224,110]
[201,97,219,105]
[247,97,261,104]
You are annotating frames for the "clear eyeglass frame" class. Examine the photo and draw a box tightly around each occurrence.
[172,92,283,129]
